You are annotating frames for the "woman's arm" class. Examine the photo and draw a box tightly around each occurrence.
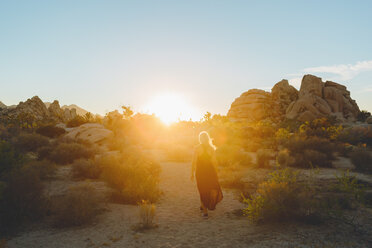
[191,148,197,181]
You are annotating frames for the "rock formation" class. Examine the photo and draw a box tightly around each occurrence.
[0,101,7,109]
[0,96,81,123]
[227,89,272,121]
[228,74,361,123]
[271,79,298,115]
[286,75,360,122]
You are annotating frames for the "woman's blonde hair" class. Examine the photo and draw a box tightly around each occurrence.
[199,131,216,150]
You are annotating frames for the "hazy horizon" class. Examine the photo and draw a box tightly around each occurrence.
[1,0,372,119]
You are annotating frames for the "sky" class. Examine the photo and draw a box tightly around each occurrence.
[1,0,372,119]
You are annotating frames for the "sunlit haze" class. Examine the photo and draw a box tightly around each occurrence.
[142,92,200,124]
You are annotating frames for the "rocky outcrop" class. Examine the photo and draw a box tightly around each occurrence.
[14,96,50,120]
[271,79,298,114]
[286,75,360,122]
[64,123,113,144]
[227,89,272,121]
[228,74,361,123]
[48,100,64,121]
[0,101,7,109]
[0,96,82,123]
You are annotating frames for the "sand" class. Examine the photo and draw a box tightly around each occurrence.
[6,159,372,248]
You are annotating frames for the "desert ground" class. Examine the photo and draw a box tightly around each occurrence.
[6,150,372,248]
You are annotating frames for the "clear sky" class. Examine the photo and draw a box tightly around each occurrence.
[1,0,372,119]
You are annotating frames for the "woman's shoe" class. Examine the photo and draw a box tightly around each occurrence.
[202,213,208,219]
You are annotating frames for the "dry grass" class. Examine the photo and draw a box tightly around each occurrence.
[52,183,103,228]
[132,200,157,232]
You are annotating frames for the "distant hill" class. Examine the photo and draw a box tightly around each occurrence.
[61,104,89,116]
[44,102,89,116]
[0,101,7,109]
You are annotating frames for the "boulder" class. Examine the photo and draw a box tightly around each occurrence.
[299,74,323,97]
[64,123,113,144]
[271,79,298,114]
[227,89,272,121]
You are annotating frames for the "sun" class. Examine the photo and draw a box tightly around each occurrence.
[143,92,199,125]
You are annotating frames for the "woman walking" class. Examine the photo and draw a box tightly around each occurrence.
[191,131,223,218]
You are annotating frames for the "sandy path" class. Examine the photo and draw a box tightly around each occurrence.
[7,161,371,247]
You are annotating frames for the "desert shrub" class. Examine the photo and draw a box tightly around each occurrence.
[23,160,57,180]
[283,136,335,168]
[243,169,316,223]
[349,148,372,173]
[49,142,94,165]
[164,145,191,162]
[216,144,252,167]
[52,184,102,227]
[219,170,245,190]
[0,140,24,176]
[14,133,50,153]
[66,116,87,127]
[357,110,371,122]
[37,146,53,160]
[256,149,273,168]
[0,165,47,231]
[100,151,161,204]
[71,159,101,179]
[337,126,372,146]
[36,125,66,138]
[276,149,292,167]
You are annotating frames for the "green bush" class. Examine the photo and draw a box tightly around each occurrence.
[71,159,101,179]
[243,169,316,223]
[100,151,161,204]
[256,149,273,168]
[0,140,24,176]
[14,133,50,153]
[23,160,57,180]
[283,136,335,168]
[52,184,102,227]
[49,142,94,165]
[216,144,252,167]
[36,125,66,138]
[0,165,47,231]
[349,148,372,173]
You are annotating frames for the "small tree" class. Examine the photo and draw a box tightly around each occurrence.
[203,111,212,122]
[122,106,134,119]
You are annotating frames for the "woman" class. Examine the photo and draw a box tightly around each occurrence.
[191,131,223,218]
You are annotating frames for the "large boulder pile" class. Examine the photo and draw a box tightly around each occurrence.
[228,74,361,123]
[0,96,78,123]
[286,75,360,122]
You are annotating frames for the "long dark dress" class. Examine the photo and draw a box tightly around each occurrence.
[195,145,223,210]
